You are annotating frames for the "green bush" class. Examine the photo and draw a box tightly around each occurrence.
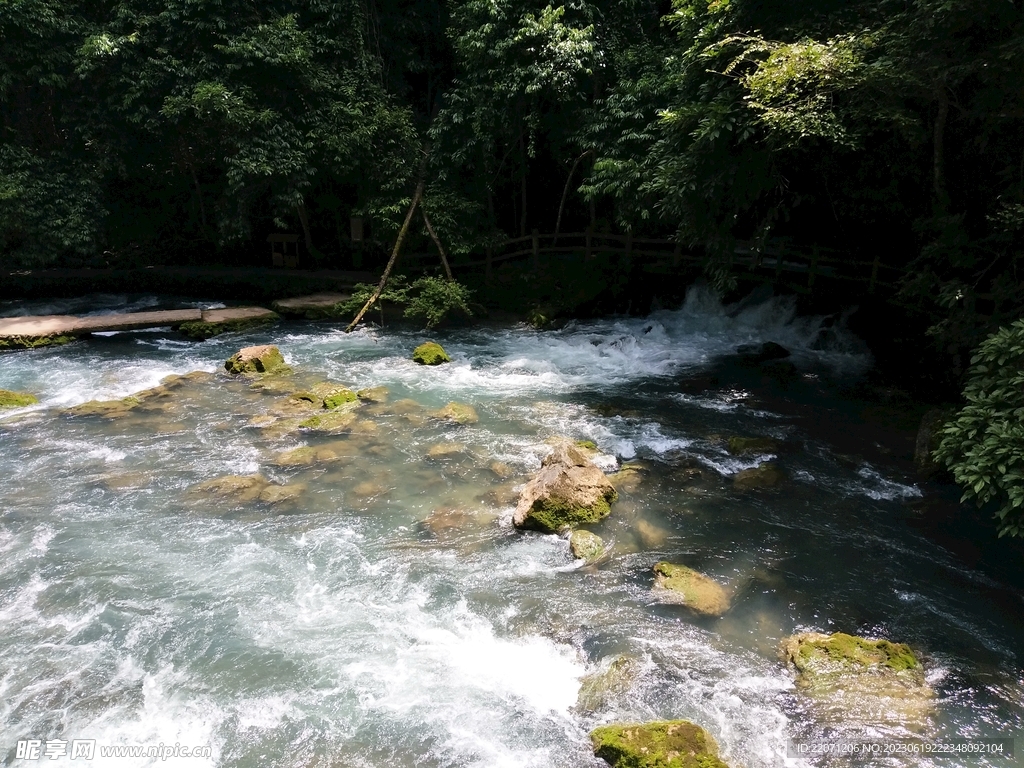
[935,319,1024,537]
[339,275,473,329]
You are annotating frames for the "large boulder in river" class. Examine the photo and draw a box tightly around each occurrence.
[224,345,288,375]
[727,436,783,456]
[782,632,925,689]
[781,632,932,721]
[412,341,451,365]
[513,443,617,533]
[590,721,730,768]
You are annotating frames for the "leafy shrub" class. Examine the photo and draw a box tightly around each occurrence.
[935,319,1024,537]
[339,275,473,328]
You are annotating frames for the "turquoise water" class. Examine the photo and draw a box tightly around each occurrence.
[0,288,1021,767]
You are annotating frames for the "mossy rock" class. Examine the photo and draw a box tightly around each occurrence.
[356,386,389,403]
[727,436,782,456]
[63,396,141,419]
[412,341,451,365]
[258,483,305,504]
[782,632,922,682]
[569,529,605,562]
[590,721,729,768]
[514,443,618,533]
[179,312,279,340]
[609,464,644,493]
[298,410,358,433]
[432,402,479,425]
[0,389,39,408]
[733,462,784,489]
[189,474,270,502]
[576,655,641,714]
[653,562,730,617]
[272,446,341,466]
[224,345,288,375]
[322,387,358,409]
[0,333,76,351]
[575,439,599,451]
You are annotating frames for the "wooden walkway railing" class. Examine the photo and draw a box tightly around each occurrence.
[404,229,900,294]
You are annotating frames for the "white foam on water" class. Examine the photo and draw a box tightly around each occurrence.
[851,465,922,501]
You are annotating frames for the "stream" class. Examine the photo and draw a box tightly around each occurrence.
[0,287,1021,767]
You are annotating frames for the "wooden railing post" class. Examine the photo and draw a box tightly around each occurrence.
[585,225,593,259]
[531,229,540,272]
[808,245,819,289]
[869,253,880,293]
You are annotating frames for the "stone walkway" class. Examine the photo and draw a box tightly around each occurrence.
[0,307,277,348]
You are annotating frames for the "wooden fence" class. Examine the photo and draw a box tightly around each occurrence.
[404,228,900,294]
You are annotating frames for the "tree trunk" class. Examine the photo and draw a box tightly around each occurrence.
[297,202,314,253]
[519,131,528,238]
[554,150,592,244]
[422,208,453,280]
[345,178,426,332]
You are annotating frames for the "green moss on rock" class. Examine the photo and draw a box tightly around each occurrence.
[653,562,730,617]
[412,341,451,365]
[64,396,141,419]
[0,389,39,408]
[590,721,729,768]
[298,410,358,433]
[783,632,920,677]
[224,345,288,375]
[322,388,358,409]
[179,313,279,340]
[569,529,605,562]
[575,439,598,451]
[0,333,76,351]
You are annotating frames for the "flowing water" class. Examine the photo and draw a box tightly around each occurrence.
[0,288,1021,768]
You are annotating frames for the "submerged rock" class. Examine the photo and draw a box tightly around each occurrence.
[224,345,288,375]
[426,442,468,460]
[513,443,618,533]
[432,402,479,425]
[733,461,784,489]
[272,445,342,466]
[421,506,497,537]
[652,561,730,617]
[727,436,782,456]
[635,518,670,548]
[64,396,140,419]
[590,721,729,768]
[575,655,641,713]
[356,386,389,403]
[569,529,605,562]
[608,463,645,493]
[299,410,358,434]
[412,341,451,365]
[258,483,304,504]
[190,474,270,502]
[0,389,39,409]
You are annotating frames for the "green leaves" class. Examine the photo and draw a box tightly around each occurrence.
[936,319,1024,537]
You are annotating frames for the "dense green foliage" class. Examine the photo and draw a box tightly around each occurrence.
[339,275,473,327]
[936,320,1024,537]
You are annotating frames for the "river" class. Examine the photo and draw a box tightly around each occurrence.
[0,287,1021,767]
